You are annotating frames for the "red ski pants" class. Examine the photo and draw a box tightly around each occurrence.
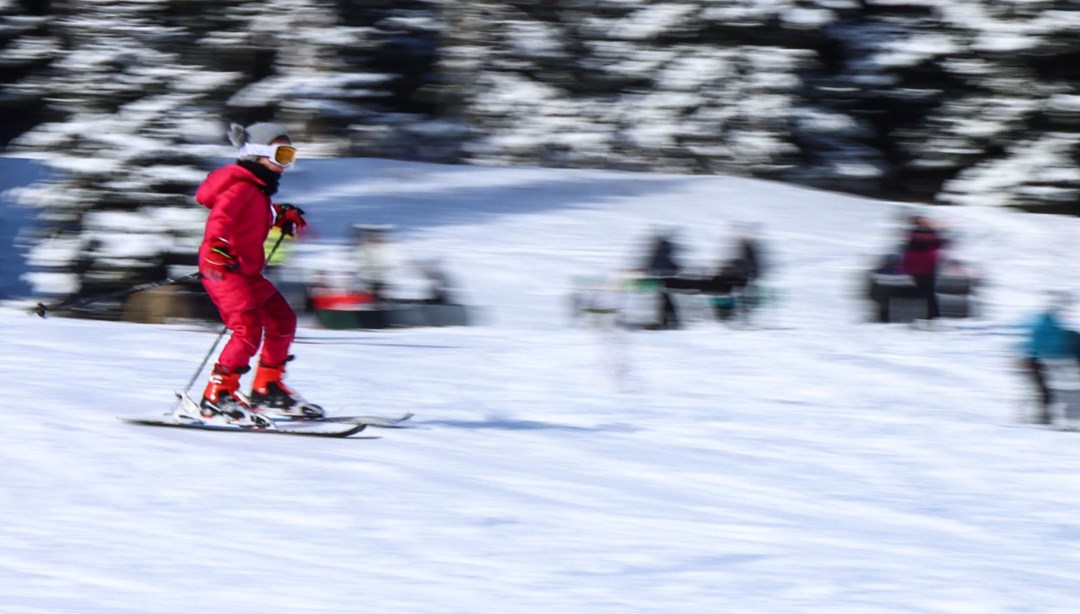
[202,273,296,371]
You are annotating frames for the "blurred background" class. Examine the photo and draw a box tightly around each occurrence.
[1,0,1077,321]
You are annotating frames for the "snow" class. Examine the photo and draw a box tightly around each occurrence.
[871,33,961,68]
[941,134,1080,207]
[780,7,835,28]
[609,4,698,41]
[1049,94,1080,114]
[4,158,1080,613]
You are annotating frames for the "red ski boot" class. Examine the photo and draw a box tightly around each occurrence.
[250,360,325,419]
[200,364,270,426]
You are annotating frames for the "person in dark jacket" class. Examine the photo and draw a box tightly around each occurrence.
[643,232,682,329]
[644,233,680,278]
[734,225,766,284]
[900,215,947,320]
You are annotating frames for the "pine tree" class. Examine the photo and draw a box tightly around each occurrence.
[440,1,814,177]
[0,0,59,145]
[910,0,1080,211]
[6,0,239,309]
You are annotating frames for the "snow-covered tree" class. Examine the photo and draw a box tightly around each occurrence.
[339,0,465,162]
[440,0,1080,209]
[195,0,386,156]
[0,0,59,145]
[909,0,1080,211]
[801,0,1080,207]
[442,2,836,178]
[5,0,240,306]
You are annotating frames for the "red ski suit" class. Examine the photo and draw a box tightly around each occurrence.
[196,164,296,371]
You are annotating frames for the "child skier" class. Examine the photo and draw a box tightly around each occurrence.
[195,122,316,421]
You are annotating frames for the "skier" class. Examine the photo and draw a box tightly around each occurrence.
[1021,295,1080,424]
[195,121,313,421]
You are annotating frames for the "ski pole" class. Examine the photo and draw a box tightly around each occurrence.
[32,271,202,318]
[179,327,227,395]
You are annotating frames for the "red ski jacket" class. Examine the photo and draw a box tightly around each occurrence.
[195,164,274,277]
[900,227,944,276]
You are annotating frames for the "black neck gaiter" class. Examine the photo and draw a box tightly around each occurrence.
[237,159,281,196]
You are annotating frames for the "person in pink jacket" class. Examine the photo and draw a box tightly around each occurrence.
[899,214,947,320]
[195,122,316,421]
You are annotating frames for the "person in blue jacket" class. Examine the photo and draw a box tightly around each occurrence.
[1022,296,1080,423]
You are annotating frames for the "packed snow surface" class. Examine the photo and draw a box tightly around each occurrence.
[4,159,1080,613]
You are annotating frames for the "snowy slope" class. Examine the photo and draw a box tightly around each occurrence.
[4,160,1080,613]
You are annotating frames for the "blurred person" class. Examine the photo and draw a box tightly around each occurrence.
[263,223,298,277]
[195,121,315,422]
[570,271,630,329]
[352,225,405,304]
[728,224,768,323]
[899,214,947,320]
[935,257,981,318]
[663,227,766,324]
[1021,294,1080,424]
[642,230,682,329]
[865,253,916,323]
[734,223,766,284]
[262,217,311,315]
[644,231,681,278]
[417,258,456,306]
[706,258,752,323]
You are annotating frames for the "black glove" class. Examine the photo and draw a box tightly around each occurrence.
[273,203,307,237]
[204,237,238,277]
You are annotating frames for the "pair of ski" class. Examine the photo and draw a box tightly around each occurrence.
[123,393,413,438]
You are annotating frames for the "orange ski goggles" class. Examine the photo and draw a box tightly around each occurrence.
[241,143,298,169]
